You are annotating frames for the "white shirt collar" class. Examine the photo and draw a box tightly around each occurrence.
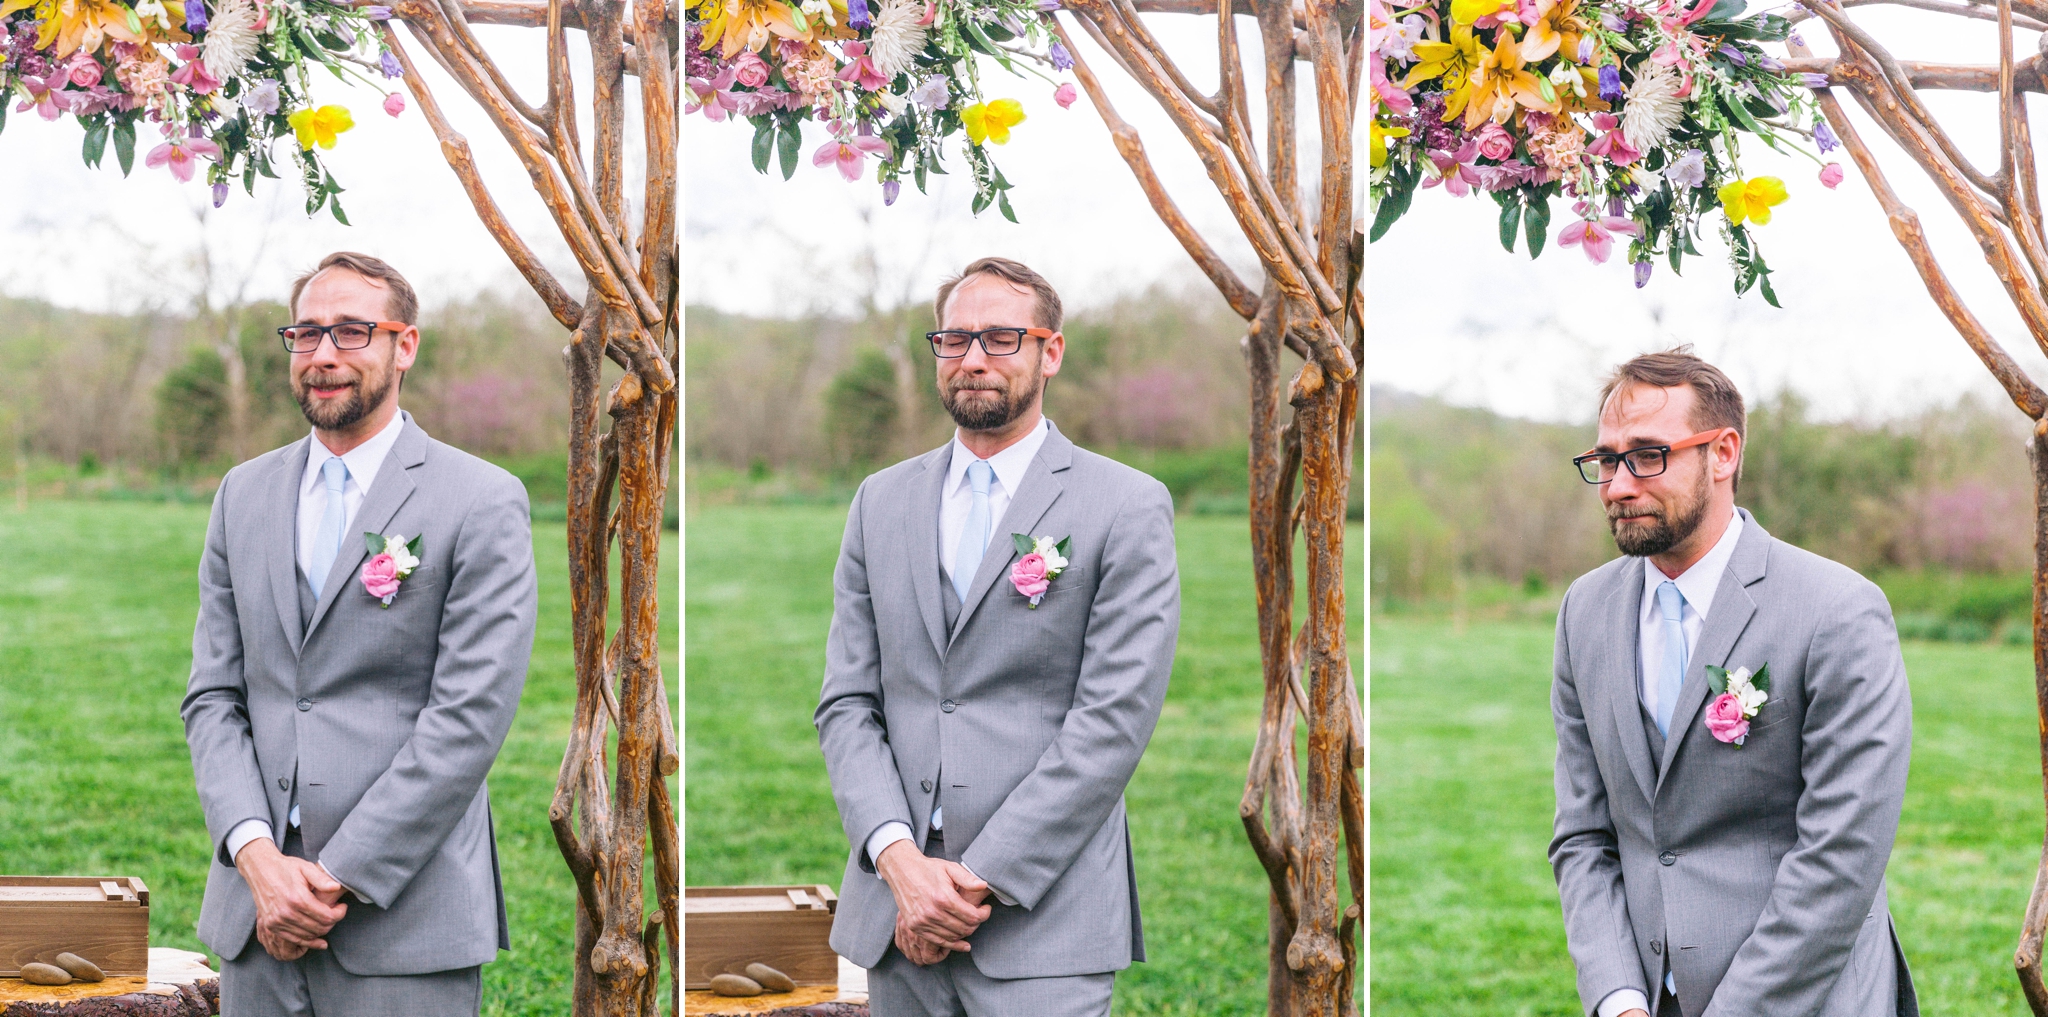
[1642,506,1744,623]
[302,409,407,498]
[946,417,1050,496]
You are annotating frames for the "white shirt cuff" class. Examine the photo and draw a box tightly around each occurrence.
[1596,987,1651,1017]
[866,821,915,871]
[225,818,273,864]
[317,861,370,904]
[959,862,1017,906]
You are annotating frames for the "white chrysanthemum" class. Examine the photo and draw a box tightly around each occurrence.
[1622,63,1685,153]
[205,0,263,82]
[868,0,928,80]
[384,535,421,575]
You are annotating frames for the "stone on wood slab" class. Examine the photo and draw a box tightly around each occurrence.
[708,973,763,996]
[745,963,795,992]
[52,957,102,983]
[19,965,70,987]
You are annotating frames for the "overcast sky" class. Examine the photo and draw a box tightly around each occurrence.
[1373,7,2048,424]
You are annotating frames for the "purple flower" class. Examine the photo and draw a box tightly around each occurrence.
[848,0,872,29]
[1037,0,1061,8]
[1814,119,1839,152]
[1577,36,1594,63]
[380,50,402,78]
[212,181,229,207]
[1664,149,1708,188]
[908,73,950,107]
[1800,72,1829,89]
[1789,31,1807,47]
[1757,54,1783,71]
[185,0,208,32]
[1049,38,1072,70]
[1634,260,1653,288]
[1600,9,1626,30]
[365,5,393,17]
[1598,64,1622,101]
[733,86,792,116]
[1718,45,1746,67]
[883,178,901,204]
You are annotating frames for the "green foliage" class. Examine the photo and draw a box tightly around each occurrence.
[824,348,901,471]
[686,505,1363,1014]
[156,344,230,468]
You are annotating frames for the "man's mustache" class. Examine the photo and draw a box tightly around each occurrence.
[299,373,359,388]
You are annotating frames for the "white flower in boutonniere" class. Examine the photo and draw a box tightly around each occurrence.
[1704,663,1771,746]
[359,532,423,608]
[1008,533,1072,608]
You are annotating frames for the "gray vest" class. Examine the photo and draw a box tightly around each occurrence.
[941,564,962,636]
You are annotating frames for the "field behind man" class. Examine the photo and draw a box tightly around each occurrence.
[1372,386,2048,1014]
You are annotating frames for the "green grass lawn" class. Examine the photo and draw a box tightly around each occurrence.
[684,504,1363,1016]
[0,500,677,1016]
[1372,615,2047,1015]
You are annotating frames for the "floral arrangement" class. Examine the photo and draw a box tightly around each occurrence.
[1703,662,1769,745]
[1368,0,1845,303]
[1008,532,1068,607]
[685,0,1081,220]
[0,0,410,219]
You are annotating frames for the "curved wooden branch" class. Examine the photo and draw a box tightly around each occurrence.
[1108,0,1224,116]
[433,0,554,130]
[634,0,679,318]
[1054,17,1262,318]
[1813,1,2004,198]
[2019,426,2048,1017]
[380,25,583,328]
[1302,0,1353,306]
[1783,54,2047,93]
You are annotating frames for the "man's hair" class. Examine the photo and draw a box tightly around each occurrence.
[1599,345,1746,485]
[933,257,1063,331]
[289,251,420,325]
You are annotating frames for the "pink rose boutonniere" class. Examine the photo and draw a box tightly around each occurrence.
[360,532,423,607]
[1703,663,1771,746]
[1008,533,1071,608]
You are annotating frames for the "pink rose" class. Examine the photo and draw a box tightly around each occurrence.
[1010,552,1050,598]
[1819,162,1844,189]
[1475,121,1514,161]
[361,553,402,599]
[1054,82,1078,109]
[68,55,103,87]
[1704,692,1750,744]
[732,50,771,89]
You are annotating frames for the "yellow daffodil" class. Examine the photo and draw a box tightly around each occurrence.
[962,99,1025,146]
[1459,32,1552,128]
[1718,176,1789,225]
[1370,120,1411,168]
[288,105,355,150]
[1521,0,1587,63]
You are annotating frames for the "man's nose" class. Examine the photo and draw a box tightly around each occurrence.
[1606,464,1644,500]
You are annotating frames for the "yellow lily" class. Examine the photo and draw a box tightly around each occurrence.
[1718,176,1789,225]
[288,105,355,150]
[692,0,820,59]
[1401,22,1480,92]
[1521,0,1587,62]
[1370,120,1411,168]
[1460,31,1552,128]
[962,99,1026,146]
[1449,0,1514,25]
[21,0,154,58]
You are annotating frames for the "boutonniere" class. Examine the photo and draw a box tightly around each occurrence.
[1008,533,1072,608]
[1704,663,1771,746]
[360,532,423,607]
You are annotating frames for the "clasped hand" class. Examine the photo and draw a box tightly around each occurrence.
[877,840,991,967]
[234,838,349,961]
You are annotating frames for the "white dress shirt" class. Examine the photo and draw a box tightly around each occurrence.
[866,417,1050,905]
[1600,507,1744,1017]
[223,410,406,892]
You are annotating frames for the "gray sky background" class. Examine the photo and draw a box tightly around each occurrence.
[1372,7,2048,425]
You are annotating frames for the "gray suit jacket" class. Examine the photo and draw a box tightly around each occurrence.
[815,423,1179,979]
[1549,509,1916,1017]
[182,412,538,975]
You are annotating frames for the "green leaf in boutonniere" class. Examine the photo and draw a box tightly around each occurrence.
[1012,533,1036,556]
[1751,663,1771,693]
[1056,536,1071,557]
[406,535,423,558]
[1706,664,1730,695]
[365,532,385,556]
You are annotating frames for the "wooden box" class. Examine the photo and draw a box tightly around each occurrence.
[683,885,837,990]
[0,876,150,978]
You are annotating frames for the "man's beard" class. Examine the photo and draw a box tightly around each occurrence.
[1608,459,1711,557]
[295,354,395,432]
[942,370,1042,431]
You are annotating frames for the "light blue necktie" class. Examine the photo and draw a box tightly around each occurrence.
[953,460,993,603]
[1654,580,1688,737]
[307,457,350,596]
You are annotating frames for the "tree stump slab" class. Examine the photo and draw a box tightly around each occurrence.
[684,956,866,1016]
[0,950,216,1016]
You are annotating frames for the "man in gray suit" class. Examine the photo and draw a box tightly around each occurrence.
[815,257,1179,1016]
[183,251,538,1016]
[1549,349,1916,1017]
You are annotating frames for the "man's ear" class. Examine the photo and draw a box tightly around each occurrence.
[1040,332,1065,379]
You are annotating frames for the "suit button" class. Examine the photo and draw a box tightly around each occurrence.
[297,698,311,712]
[1659,851,1676,866]
[277,777,290,791]
[921,779,934,793]
[1651,940,1663,955]
[941,699,956,713]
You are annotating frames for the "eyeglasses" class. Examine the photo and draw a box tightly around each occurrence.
[1572,428,1735,484]
[278,321,408,353]
[927,327,1056,358]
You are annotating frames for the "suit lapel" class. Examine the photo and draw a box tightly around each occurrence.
[1604,567,1657,806]
[304,414,428,641]
[948,426,1073,650]
[1657,511,1770,784]
[907,446,951,661]
[270,437,313,657]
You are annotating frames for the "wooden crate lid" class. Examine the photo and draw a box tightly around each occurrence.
[0,877,148,907]
[685,885,837,915]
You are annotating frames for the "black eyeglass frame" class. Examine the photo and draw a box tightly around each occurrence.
[277,320,409,354]
[925,326,1057,358]
[1571,427,1735,485]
